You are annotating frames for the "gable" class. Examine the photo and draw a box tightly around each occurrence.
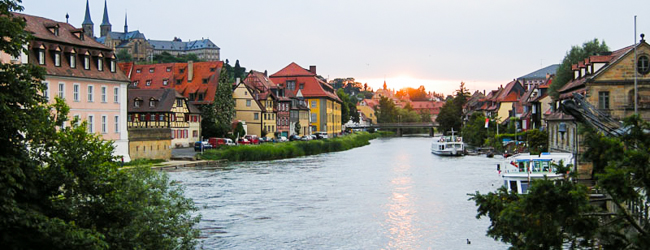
[593,42,650,82]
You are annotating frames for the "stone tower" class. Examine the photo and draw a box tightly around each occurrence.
[82,0,94,38]
[100,0,112,37]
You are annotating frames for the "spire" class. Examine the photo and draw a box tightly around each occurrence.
[124,10,128,33]
[82,0,93,25]
[101,0,110,26]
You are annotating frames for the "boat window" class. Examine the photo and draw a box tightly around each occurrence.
[521,181,529,194]
[509,181,518,194]
[533,161,541,172]
[542,162,550,172]
[519,162,526,172]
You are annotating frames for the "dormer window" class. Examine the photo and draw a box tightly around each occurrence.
[163,79,169,86]
[136,68,141,73]
[149,68,154,73]
[166,67,172,72]
[176,79,182,85]
[54,51,61,67]
[146,80,151,86]
[210,67,216,72]
[638,55,649,75]
[38,49,45,65]
[97,58,103,71]
[134,99,141,107]
[202,78,208,84]
[70,54,76,68]
[84,55,90,70]
[54,27,59,36]
[110,60,116,72]
[179,68,185,73]
[149,99,157,107]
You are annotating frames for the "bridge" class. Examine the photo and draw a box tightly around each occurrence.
[346,122,438,136]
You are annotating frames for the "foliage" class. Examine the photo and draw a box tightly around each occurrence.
[234,122,246,138]
[200,131,392,161]
[526,129,549,154]
[115,49,132,62]
[295,121,301,135]
[395,85,428,101]
[0,4,200,248]
[469,175,598,249]
[223,59,247,83]
[549,39,609,98]
[122,158,166,167]
[202,67,235,137]
[437,82,469,133]
[472,116,650,249]
[152,51,201,63]
[462,112,488,146]
[375,96,397,123]
[337,88,360,124]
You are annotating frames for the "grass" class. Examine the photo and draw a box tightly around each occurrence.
[199,131,392,162]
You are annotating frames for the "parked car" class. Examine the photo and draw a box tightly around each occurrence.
[244,135,260,144]
[224,138,235,146]
[260,137,271,143]
[310,135,317,140]
[314,132,329,139]
[300,135,311,141]
[208,137,229,148]
[289,134,300,141]
[194,141,212,151]
[278,136,288,142]
[237,138,251,145]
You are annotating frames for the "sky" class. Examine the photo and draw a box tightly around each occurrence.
[21,0,650,96]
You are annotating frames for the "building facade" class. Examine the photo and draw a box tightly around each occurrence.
[10,12,131,160]
[232,80,264,138]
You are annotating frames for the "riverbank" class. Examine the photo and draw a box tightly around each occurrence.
[198,131,392,162]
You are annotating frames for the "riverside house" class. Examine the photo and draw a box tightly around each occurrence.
[6,13,131,161]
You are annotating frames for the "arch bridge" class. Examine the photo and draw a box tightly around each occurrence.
[347,122,438,136]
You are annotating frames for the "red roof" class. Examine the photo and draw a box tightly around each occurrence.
[120,61,223,105]
[269,62,341,102]
[501,91,520,102]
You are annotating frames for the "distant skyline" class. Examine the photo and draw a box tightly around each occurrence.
[21,0,649,95]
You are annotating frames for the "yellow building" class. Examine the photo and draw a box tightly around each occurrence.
[260,95,277,138]
[270,63,343,137]
[357,99,378,124]
[233,81,263,137]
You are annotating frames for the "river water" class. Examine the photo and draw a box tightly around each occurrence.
[168,137,509,249]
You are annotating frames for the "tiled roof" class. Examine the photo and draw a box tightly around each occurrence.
[128,88,183,112]
[269,62,341,102]
[518,64,559,80]
[16,12,107,49]
[496,80,524,102]
[501,91,520,102]
[121,61,223,105]
[545,111,575,121]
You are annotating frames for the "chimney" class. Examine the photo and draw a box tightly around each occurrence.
[264,70,268,77]
[235,77,240,85]
[309,65,316,74]
[188,61,193,82]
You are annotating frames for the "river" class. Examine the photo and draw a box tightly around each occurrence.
[168,137,509,249]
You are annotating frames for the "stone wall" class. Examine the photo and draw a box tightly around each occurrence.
[128,128,171,160]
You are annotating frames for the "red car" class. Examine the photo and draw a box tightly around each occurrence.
[244,135,260,144]
[237,138,251,145]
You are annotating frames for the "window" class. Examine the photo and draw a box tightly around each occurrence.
[146,80,151,86]
[73,84,80,101]
[311,113,317,122]
[87,85,94,102]
[311,100,317,108]
[286,80,296,90]
[88,115,94,133]
[246,100,251,107]
[254,113,259,120]
[136,69,141,73]
[101,115,107,133]
[70,54,76,68]
[73,114,80,127]
[198,94,204,101]
[149,68,154,73]
[638,55,650,74]
[97,58,103,71]
[84,56,90,70]
[110,60,116,72]
[202,78,208,84]
[210,67,215,72]
[58,82,65,98]
[114,87,119,103]
[54,52,61,66]
[149,100,155,107]
[114,115,119,133]
[176,98,183,107]
[43,82,49,100]
[38,50,45,65]
[598,91,610,109]
[166,67,171,72]
[163,79,169,86]
[134,100,140,108]
[299,83,304,89]
[101,86,107,102]
[176,79,182,85]
[133,80,139,87]
[179,68,184,73]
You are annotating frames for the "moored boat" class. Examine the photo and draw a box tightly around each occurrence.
[499,152,574,194]
[431,129,464,156]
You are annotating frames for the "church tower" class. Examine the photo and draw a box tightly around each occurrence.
[124,11,128,33]
[100,0,112,37]
[82,0,94,38]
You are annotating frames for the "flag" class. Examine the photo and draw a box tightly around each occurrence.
[484,118,489,128]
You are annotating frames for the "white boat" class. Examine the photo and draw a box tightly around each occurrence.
[431,129,464,156]
[499,152,574,194]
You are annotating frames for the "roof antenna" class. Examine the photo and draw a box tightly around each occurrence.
[65,13,69,23]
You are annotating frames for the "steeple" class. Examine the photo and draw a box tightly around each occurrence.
[124,10,128,33]
[100,0,112,37]
[82,0,94,37]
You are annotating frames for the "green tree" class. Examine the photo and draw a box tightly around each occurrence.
[549,39,609,98]
[337,88,352,124]
[213,67,236,137]
[463,112,488,146]
[152,51,201,63]
[437,82,468,133]
[1,2,200,248]
[295,121,301,135]
[115,49,132,62]
[235,121,246,138]
[526,129,548,154]
[375,96,397,123]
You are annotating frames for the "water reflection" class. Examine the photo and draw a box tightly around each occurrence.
[385,152,421,249]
